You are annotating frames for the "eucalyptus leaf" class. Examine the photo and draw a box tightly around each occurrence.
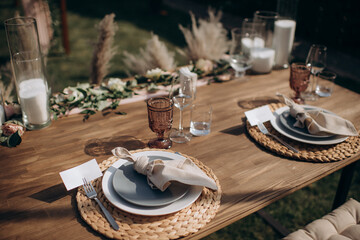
[97,100,112,111]
[80,109,96,115]
[81,103,92,109]
[111,100,120,109]
[52,113,58,121]
[115,111,127,115]
[100,85,111,91]
[0,136,7,143]
[7,131,22,147]
[69,100,82,108]
[147,83,159,93]
[76,87,88,98]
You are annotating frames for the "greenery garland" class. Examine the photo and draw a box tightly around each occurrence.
[50,60,232,121]
[49,68,178,121]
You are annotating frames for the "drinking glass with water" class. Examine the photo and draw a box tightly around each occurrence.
[316,71,336,97]
[190,104,212,136]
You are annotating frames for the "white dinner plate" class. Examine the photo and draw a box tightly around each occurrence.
[279,106,335,138]
[102,150,203,216]
[270,106,348,145]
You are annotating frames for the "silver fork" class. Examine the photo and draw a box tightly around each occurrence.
[82,178,119,230]
[257,122,299,153]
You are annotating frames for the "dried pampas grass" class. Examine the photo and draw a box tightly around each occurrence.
[123,33,176,75]
[90,13,118,85]
[179,9,230,62]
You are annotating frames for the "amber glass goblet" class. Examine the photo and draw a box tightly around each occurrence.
[289,63,311,104]
[147,97,173,149]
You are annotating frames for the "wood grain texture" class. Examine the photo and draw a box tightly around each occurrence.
[1,69,359,239]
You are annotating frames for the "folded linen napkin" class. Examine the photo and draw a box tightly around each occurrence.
[111,147,218,192]
[281,95,358,136]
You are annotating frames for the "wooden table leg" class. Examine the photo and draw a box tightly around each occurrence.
[332,161,357,210]
[257,209,291,237]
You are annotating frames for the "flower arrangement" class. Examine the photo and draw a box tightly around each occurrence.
[191,58,232,82]
[0,120,25,147]
[134,68,175,92]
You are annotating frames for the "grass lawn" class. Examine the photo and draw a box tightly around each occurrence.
[0,0,359,239]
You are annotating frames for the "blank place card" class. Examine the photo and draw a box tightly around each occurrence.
[59,159,103,191]
[245,105,275,126]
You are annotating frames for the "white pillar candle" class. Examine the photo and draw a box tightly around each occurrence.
[0,105,5,125]
[273,19,296,67]
[19,78,49,125]
[251,47,275,73]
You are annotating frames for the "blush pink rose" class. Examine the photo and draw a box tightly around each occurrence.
[1,122,25,136]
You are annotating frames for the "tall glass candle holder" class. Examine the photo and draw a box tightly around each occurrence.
[5,17,51,130]
[254,11,279,49]
[253,11,278,73]
[243,18,275,74]
[274,0,298,69]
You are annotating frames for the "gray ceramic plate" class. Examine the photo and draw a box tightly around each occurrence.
[112,155,190,207]
[279,106,335,138]
[271,106,348,145]
[102,150,203,216]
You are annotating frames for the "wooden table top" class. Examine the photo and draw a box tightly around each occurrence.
[1,69,360,239]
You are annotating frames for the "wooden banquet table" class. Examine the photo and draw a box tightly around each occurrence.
[1,69,360,239]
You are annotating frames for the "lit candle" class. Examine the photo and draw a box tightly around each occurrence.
[273,19,296,68]
[251,47,275,73]
[19,78,50,125]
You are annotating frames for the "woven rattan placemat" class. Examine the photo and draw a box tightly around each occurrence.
[76,148,222,239]
[246,103,360,162]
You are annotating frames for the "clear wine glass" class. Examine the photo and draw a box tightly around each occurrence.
[229,28,253,78]
[169,77,193,143]
[303,44,327,101]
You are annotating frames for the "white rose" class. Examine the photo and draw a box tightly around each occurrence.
[145,68,163,80]
[195,59,213,73]
[107,78,126,92]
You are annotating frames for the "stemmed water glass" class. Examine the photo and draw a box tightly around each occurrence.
[147,97,173,149]
[169,77,194,143]
[303,44,327,101]
[229,28,253,78]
